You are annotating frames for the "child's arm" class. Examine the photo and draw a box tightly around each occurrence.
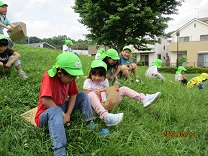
[0,22,12,31]
[84,89,91,94]
[5,52,20,67]
[109,66,121,80]
[84,89,100,97]
[0,61,3,67]
[9,23,16,28]
[65,94,77,120]
[42,96,57,108]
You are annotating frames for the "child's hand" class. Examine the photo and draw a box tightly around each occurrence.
[114,84,119,91]
[196,82,200,86]
[62,112,70,124]
[6,26,12,32]
[0,62,3,67]
[94,88,100,96]
[109,75,115,80]
[5,62,12,67]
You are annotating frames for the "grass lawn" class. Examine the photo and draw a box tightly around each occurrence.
[0,44,208,156]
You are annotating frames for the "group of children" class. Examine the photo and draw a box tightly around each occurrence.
[34,49,162,156]
[175,66,208,89]
[1,2,207,155]
[145,58,208,89]
[0,1,28,78]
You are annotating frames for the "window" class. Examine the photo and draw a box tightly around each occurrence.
[178,52,187,66]
[179,36,189,42]
[178,52,187,59]
[163,46,165,50]
[200,35,208,41]
[194,23,196,28]
[158,54,161,59]
[158,38,161,43]
[141,54,149,66]
[198,53,208,67]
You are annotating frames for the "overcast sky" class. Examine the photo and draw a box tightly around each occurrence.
[3,0,208,41]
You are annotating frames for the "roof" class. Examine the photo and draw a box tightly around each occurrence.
[198,17,208,23]
[171,17,208,36]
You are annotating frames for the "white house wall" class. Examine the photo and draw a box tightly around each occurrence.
[172,20,208,42]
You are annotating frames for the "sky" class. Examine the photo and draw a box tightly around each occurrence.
[3,0,208,41]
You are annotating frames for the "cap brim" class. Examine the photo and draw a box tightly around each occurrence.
[123,48,132,52]
[66,68,84,76]
[112,57,120,60]
[0,4,8,7]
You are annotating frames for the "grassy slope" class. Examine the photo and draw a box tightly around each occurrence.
[0,44,207,156]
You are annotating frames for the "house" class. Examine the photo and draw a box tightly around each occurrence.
[26,42,56,50]
[132,36,169,66]
[168,17,208,67]
[88,45,109,56]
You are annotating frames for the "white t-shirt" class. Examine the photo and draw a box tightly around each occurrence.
[62,45,72,52]
[95,53,101,60]
[175,74,183,82]
[83,78,109,91]
[145,66,158,77]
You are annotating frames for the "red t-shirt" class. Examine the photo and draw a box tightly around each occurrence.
[35,72,79,127]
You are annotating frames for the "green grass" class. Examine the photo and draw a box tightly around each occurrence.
[0,44,208,156]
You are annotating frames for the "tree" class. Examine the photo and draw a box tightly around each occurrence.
[74,0,183,51]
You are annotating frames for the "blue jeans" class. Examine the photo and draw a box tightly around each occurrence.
[39,91,94,156]
[199,82,205,89]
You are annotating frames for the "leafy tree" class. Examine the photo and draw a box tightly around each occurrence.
[74,0,183,51]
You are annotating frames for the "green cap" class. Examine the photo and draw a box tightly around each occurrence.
[97,48,105,54]
[100,48,120,60]
[48,52,84,77]
[65,40,73,45]
[152,59,162,68]
[123,46,132,52]
[0,34,8,40]
[199,73,208,80]
[0,1,7,7]
[176,66,187,74]
[91,60,107,71]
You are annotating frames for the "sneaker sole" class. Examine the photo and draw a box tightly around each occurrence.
[144,92,161,108]
[106,113,124,127]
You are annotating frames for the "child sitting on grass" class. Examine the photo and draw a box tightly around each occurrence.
[187,73,208,89]
[95,47,105,60]
[0,34,28,78]
[145,59,165,81]
[84,60,124,127]
[100,48,121,84]
[175,66,188,85]
[84,60,161,126]
[35,52,97,156]
[119,46,140,82]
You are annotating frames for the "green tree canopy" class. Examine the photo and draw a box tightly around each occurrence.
[74,0,183,51]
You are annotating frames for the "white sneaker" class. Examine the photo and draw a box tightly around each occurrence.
[19,71,28,79]
[142,92,161,107]
[104,113,124,126]
[114,80,120,85]
[135,79,140,82]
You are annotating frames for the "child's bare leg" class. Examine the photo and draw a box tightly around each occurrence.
[131,63,138,77]
[15,64,22,71]
[120,65,131,80]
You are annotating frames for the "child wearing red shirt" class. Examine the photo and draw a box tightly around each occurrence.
[35,52,95,156]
